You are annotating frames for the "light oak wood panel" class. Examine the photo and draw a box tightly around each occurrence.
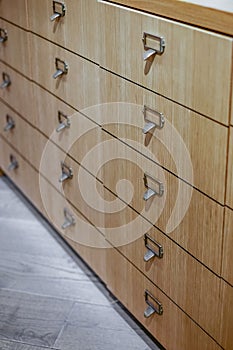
[0,19,31,78]
[103,187,221,341]
[99,2,232,124]
[0,62,33,123]
[220,280,233,349]
[222,208,233,285]
[102,133,224,273]
[0,136,44,213]
[39,175,108,282]
[106,247,221,350]
[103,0,233,36]
[226,127,233,209]
[100,70,228,203]
[28,0,99,62]
[0,0,29,29]
[32,82,102,160]
[30,34,99,113]
[39,139,105,229]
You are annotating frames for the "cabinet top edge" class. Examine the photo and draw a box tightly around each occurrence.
[105,0,233,36]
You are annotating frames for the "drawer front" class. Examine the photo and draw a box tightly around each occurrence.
[39,140,104,228]
[0,0,28,29]
[31,34,99,113]
[0,19,31,78]
[99,2,232,123]
[226,127,233,209]
[28,0,99,62]
[222,208,233,285]
[220,281,233,349]
[32,83,102,157]
[100,70,228,203]
[39,175,108,282]
[102,133,224,273]
[103,187,221,340]
[106,247,221,350]
[0,62,33,123]
[0,136,44,212]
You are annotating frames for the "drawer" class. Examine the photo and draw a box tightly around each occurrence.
[39,140,104,228]
[31,34,99,113]
[0,62,33,123]
[0,19,31,78]
[102,133,224,273]
[0,0,28,29]
[106,247,222,350]
[226,127,233,209]
[0,101,34,161]
[222,208,233,285]
[103,187,221,341]
[39,175,108,282]
[100,70,228,203]
[220,280,233,349]
[32,83,102,154]
[0,136,44,213]
[99,2,232,124]
[28,0,99,62]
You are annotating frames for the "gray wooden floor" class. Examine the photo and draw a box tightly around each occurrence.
[0,176,161,350]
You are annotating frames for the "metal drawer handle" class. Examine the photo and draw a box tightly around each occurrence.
[50,0,66,21]
[4,114,15,132]
[0,72,11,89]
[8,154,18,171]
[144,233,163,262]
[0,28,8,43]
[62,207,75,229]
[143,173,164,201]
[144,290,163,318]
[53,58,68,79]
[143,106,165,134]
[142,32,165,61]
[59,161,73,182]
[56,111,70,132]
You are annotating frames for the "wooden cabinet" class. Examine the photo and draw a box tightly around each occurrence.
[0,1,232,349]
[99,1,232,123]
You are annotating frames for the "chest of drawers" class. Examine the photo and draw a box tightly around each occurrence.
[0,1,233,349]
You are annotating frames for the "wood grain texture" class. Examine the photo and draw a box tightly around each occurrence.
[222,208,233,285]
[101,0,233,36]
[103,188,222,341]
[226,127,233,209]
[100,69,228,203]
[0,19,31,78]
[28,0,100,62]
[106,247,222,350]
[102,133,224,273]
[30,34,100,113]
[0,0,29,29]
[220,280,233,349]
[99,2,232,123]
[0,62,33,123]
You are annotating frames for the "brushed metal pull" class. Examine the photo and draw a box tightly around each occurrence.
[50,0,66,21]
[142,32,165,61]
[0,28,8,43]
[53,58,68,79]
[8,154,18,171]
[0,72,11,89]
[144,290,163,318]
[59,161,73,182]
[143,106,165,134]
[62,207,75,229]
[144,233,163,262]
[143,173,164,201]
[4,114,15,132]
[56,111,70,132]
